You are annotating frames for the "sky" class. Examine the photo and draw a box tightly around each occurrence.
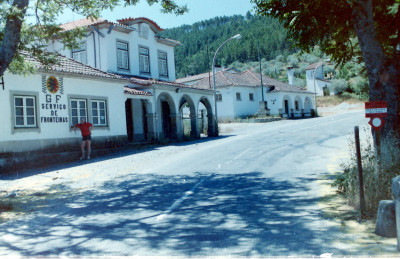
[57,0,256,28]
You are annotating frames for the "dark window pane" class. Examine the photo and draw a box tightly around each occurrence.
[15,98,23,106]
[100,102,105,109]
[93,110,98,116]
[27,117,35,125]
[15,107,23,116]
[92,102,97,109]
[71,101,77,109]
[72,109,78,116]
[26,108,34,116]
[16,117,24,125]
[93,117,98,125]
[26,98,34,107]
[79,109,86,116]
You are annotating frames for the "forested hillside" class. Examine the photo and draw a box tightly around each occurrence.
[160,12,294,78]
[160,13,369,100]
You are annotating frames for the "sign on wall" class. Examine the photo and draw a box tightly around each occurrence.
[40,75,69,123]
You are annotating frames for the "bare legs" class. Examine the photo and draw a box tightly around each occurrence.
[80,140,91,159]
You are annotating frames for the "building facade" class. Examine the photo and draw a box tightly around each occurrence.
[1,17,216,170]
[184,69,315,121]
[305,62,332,96]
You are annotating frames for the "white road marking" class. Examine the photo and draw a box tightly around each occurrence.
[157,176,211,221]
[226,147,252,164]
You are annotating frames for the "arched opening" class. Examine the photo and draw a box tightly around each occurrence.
[157,93,177,140]
[294,96,304,116]
[179,95,197,139]
[198,97,215,137]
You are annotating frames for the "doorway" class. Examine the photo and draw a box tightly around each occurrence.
[125,99,133,141]
[161,101,172,139]
[284,100,289,115]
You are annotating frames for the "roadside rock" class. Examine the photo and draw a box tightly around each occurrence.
[375,200,396,238]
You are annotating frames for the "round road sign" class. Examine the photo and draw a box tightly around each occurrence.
[372,117,382,127]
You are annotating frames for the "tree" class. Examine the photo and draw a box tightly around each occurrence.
[0,0,187,76]
[252,0,400,143]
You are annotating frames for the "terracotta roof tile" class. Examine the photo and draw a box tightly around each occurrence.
[124,86,152,96]
[23,52,126,81]
[60,17,105,31]
[306,62,324,70]
[192,70,314,94]
[117,17,163,31]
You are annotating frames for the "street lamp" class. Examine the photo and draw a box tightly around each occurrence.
[212,34,241,136]
[312,62,323,116]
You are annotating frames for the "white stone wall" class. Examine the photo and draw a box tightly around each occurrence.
[47,22,177,81]
[306,66,331,96]
[0,72,126,152]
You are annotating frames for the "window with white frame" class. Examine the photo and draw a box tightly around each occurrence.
[139,47,150,74]
[72,42,87,64]
[14,96,36,127]
[117,41,129,70]
[70,99,87,126]
[91,100,107,126]
[158,51,168,77]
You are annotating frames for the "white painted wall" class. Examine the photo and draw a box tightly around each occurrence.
[306,66,331,96]
[48,22,177,81]
[216,87,236,121]
[0,72,126,152]
[232,86,259,118]
[214,84,315,120]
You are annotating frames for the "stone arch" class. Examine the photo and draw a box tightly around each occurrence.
[198,96,215,137]
[294,95,304,112]
[179,94,198,139]
[157,92,177,139]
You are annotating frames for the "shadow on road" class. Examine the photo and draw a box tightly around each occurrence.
[0,171,370,257]
[1,135,233,180]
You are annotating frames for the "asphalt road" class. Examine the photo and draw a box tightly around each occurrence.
[0,110,384,257]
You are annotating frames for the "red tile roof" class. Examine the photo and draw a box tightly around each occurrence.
[60,17,105,31]
[192,70,314,94]
[124,86,152,96]
[306,62,324,70]
[60,17,132,32]
[117,17,163,32]
[23,52,127,81]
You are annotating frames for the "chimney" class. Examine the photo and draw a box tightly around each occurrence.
[287,66,294,85]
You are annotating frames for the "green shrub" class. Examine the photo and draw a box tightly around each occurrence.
[333,128,400,216]
[330,79,349,94]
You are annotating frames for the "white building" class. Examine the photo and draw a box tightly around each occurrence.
[305,62,332,96]
[189,69,315,121]
[0,17,216,170]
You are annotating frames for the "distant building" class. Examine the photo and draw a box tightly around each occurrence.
[305,62,332,96]
[181,69,315,121]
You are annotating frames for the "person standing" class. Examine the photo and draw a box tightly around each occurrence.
[74,118,93,160]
